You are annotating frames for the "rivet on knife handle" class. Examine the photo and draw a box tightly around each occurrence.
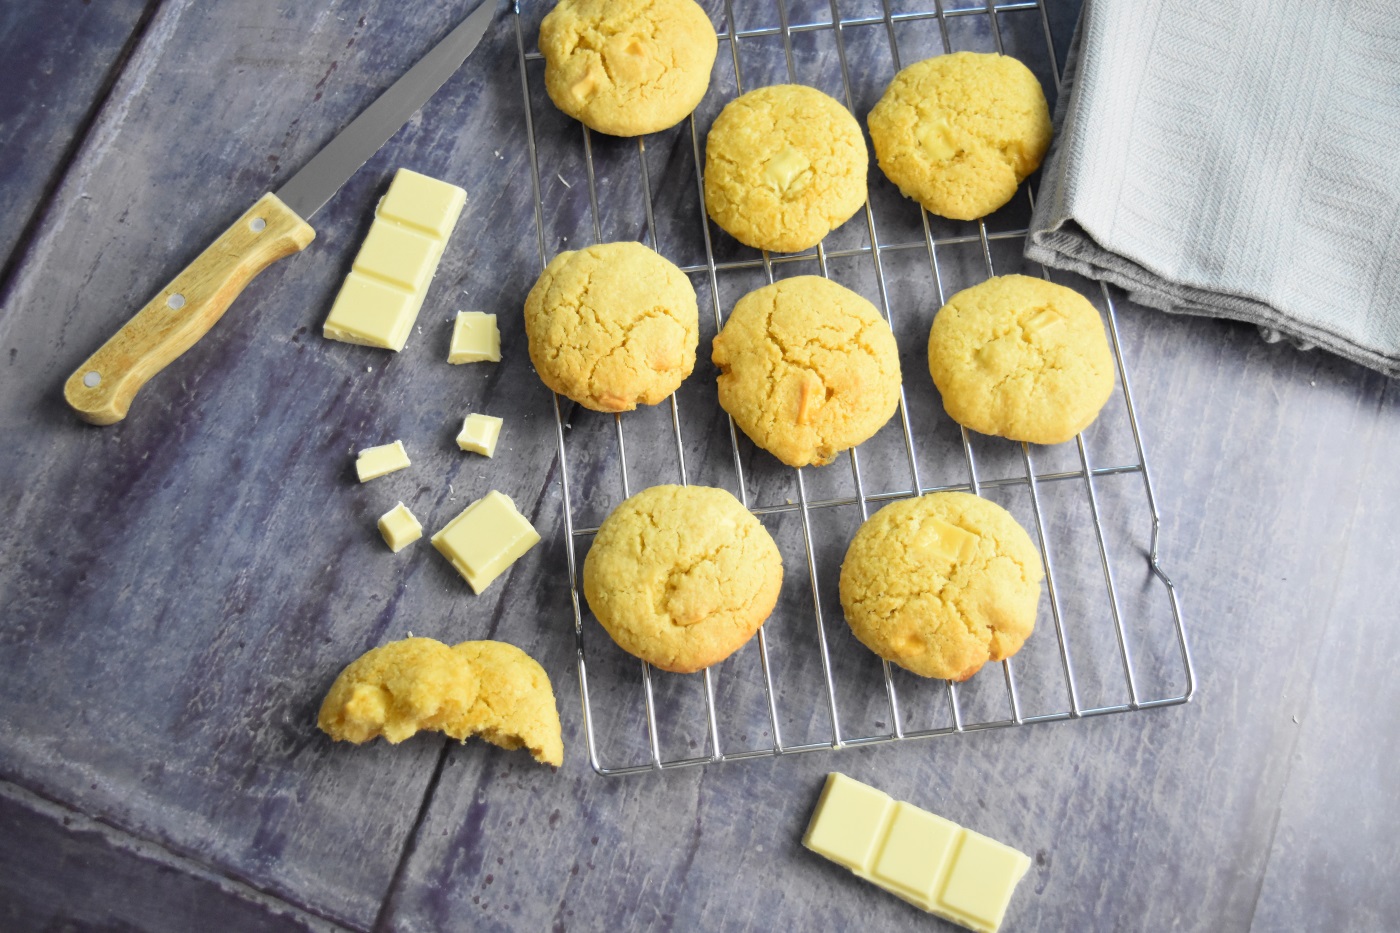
[63,192,315,425]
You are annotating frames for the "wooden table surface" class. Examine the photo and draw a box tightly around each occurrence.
[2,1,1396,930]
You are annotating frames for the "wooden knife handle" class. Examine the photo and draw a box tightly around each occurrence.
[63,192,315,425]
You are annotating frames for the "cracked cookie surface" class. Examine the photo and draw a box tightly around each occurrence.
[840,492,1043,681]
[583,485,783,673]
[868,52,1051,220]
[704,85,868,252]
[713,275,901,467]
[525,241,699,412]
[448,641,564,767]
[540,0,717,136]
[928,274,1114,445]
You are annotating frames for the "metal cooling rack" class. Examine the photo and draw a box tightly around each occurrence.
[512,0,1194,776]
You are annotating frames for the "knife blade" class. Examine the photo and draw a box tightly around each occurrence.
[64,0,499,425]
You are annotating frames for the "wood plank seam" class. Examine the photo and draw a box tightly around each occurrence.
[0,0,165,307]
[370,744,453,933]
[1239,379,1392,930]
[0,774,356,932]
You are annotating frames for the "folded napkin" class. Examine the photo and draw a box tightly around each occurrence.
[1026,0,1400,375]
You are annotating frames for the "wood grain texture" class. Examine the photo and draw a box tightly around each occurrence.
[0,1,1397,931]
[64,192,315,424]
[0,780,338,933]
[0,0,156,271]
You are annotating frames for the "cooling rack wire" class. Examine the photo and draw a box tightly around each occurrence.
[511,0,1194,776]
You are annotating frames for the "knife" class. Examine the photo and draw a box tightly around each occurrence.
[63,0,499,425]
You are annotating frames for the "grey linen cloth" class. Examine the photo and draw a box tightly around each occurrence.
[1026,0,1400,375]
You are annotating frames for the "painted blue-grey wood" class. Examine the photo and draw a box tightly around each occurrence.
[0,781,333,932]
[0,1,546,928]
[0,0,156,273]
[1,1,1398,932]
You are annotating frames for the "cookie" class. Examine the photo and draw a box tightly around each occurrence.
[524,241,699,412]
[318,637,564,766]
[868,52,1052,221]
[449,641,564,767]
[704,85,868,252]
[713,276,901,467]
[317,637,479,745]
[539,0,717,137]
[928,274,1114,445]
[839,492,1043,681]
[582,485,783,674]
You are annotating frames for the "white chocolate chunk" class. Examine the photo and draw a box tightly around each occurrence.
[764,146,811,195]
[448,311,501,363]
[355,440,411,482]
[377,502,423,553]
[456,413,503,457]
[917,116,960,162]
[914,517,979,566]
[431,491,540,594]
[1022,308,1064,335]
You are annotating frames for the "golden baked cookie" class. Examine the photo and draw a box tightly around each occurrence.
[704,85,868,252]
[318,637,563,766]
[583,485,783,673]
[868,52,1052,220]
[839,492,1043,681]
[539,0,717,136]
[928,274,1114,445]
[317,637,479,745]
[713,276,901,467]
[524,241,699,412]
[448,641,564,767]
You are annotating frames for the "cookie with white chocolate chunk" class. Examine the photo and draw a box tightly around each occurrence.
[712,276,901,467]
[539,0,717,136]
[583,485,783,673]
[839,492,1043,681]
[928,274,1114,445]
[868,52,1051,221]
[704,84,868,253]
[524,241,699,412]
[317,637,479,745]
[318,636,563,766]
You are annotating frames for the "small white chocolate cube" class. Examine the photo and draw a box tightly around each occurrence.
[456,413,503,457]
[431,491,540,594]
[377,502,423,553]
[448,311,501,363]
[355,440,411,482]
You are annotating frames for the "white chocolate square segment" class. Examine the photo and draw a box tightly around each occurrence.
[377,168,467,239]
[355,440,411,483]
[431,491,540,594]
[873,802,960,905]
[448,311,501,364]
[939,831,1031,932]
[322,273,417,349]
[456,413,503,457]
[354,223,438,293]
[803,772,894,874]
